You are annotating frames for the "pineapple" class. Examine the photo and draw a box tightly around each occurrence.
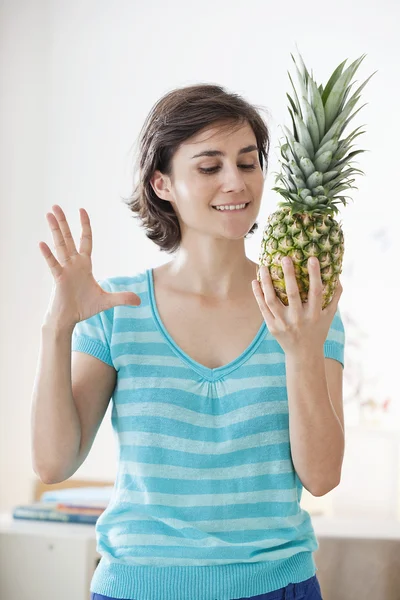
[257,50,376,309]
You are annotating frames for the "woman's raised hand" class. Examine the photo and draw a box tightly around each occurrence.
[39,205,141,330]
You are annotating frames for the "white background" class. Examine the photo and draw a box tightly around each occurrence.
[0,0,398,512]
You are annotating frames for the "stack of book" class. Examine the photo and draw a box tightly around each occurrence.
[12,486,113,524]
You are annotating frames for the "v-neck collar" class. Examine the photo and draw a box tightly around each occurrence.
[146,268,267,382]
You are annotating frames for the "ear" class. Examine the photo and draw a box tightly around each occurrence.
[150,170,172,201]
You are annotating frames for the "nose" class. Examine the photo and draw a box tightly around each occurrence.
[220,165,246,194]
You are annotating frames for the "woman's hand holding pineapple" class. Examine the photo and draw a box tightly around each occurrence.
[252,255,342,358]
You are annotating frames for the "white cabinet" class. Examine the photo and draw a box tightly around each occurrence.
[0,513,100,600]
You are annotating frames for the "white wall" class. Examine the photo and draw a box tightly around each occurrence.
[0,0,398,512]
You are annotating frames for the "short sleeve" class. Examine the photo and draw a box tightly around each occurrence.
[324,305,345,368]
[71,279,114,368]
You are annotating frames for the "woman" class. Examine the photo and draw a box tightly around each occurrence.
[33,83,345,600]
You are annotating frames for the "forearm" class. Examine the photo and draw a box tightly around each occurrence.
[30,323,82,483]
[285,348,345,496]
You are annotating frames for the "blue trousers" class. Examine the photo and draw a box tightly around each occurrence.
[90,573,323,599]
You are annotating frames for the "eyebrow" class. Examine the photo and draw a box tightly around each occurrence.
[191,144,258,159]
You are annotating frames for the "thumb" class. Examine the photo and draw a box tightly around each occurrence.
[109,292,142,308]
[324,279,343,314]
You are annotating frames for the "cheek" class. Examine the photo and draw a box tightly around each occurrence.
[175,174,210,195]
[253,174,265,198]
[176,177,214,205]
[174,179,191,197]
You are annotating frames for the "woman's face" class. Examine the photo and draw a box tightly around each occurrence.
[151,120,265,240]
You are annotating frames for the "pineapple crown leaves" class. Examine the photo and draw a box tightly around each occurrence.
[274,47,377,216]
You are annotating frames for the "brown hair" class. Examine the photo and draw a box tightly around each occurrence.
[122,83,271,254]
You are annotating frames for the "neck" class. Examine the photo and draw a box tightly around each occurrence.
[163,254,257,300]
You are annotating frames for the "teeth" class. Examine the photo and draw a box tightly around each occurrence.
[214,203,247,211]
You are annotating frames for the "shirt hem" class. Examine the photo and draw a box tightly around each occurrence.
[90,550,317,600]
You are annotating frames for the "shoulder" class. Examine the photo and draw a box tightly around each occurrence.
[98,270,148,293]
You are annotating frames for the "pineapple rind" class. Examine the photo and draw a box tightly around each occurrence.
[257,207,344,309]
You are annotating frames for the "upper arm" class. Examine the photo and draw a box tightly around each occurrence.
[71,351,117,471]
[325,357,344,435]
[69,278,117,471]
[324,305,345,435]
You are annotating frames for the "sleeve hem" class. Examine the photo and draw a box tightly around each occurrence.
[72,336,114,368]
[324,341,344,369]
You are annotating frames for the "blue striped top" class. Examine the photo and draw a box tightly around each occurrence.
[71,268,345,600]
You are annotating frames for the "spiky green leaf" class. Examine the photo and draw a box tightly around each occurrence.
[293,141,311,163]
[312,186,326,195]
[293,112,315,157]
[299,188,312,200]
[321,59,348,105]
[300,95,321,149]
[288,159,306,181]
[314,136,340,161]
[341,71,377,114]
[299,156,315,179]
[322,170,339,184]
[320,96,364,148]
[294,46,312,84]
[330,149,368,171]
[287,71,302,115]
[324,54,367,130]
[286,92,299,118]
[307,76,325,139]
[314,150,333,173]
[306,171,323,189]
[290,53,309,103]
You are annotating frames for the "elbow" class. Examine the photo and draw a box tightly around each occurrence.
[32,458,53,485]
[35,471,68,485]
[33,466,58,485]
[311,476,341,497]
[32,449,80,485]
[32,462,70,486]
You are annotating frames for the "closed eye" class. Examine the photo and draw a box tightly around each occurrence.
[199,165,257,174]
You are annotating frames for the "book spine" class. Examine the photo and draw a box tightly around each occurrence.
[13,508,98,524]
[56,503,105,513]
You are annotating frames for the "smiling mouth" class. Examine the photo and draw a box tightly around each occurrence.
[212,202,250,212]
